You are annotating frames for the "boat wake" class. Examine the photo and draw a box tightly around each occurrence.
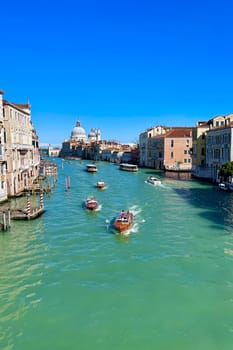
[95,204,102,211]
[145,180,163,187]
[105,205,142,237]
[130,222,139,233]
[115,221,139,236]
[130,205,141,217]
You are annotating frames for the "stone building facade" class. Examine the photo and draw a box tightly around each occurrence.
[205,114,233,182]
[163,128,193,171]
[0,91,7,202]
[139,125,170,167]
[2,96,40,197]
[139,126,193,171]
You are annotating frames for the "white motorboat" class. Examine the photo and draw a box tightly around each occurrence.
[146,176,161,185]
[86,164,98,172]
[119,163,138,172]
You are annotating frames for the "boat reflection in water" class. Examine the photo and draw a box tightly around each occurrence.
[164,171,191,181]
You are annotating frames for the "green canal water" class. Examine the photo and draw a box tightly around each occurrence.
[1,159,233,350]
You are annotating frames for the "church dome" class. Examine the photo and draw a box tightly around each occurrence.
[71,120,87,141]
[89,128,96,137]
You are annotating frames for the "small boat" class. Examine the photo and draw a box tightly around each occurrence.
[218,182,233,191]
[219,183,228,191]
[85,197,99,210]
[113,210,133,233]
[146,176,161,185]
[86,164,98,172]
[119,163,138,172]
[96,181,106,189]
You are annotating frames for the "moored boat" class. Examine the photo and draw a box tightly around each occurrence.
[119,163,138,172]
[85,197,99,210]
[218,182,233,191]
[219,183,228,191]
[86,164,98,172]
[146,176,161,185]
[113,210,133,233]
[96,181,106,189]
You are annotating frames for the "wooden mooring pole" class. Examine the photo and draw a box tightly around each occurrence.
[1,209,11,231]
[7,209,11,229]
[39,191,44,208]
[2,211,6,230]
[27,194,31,219]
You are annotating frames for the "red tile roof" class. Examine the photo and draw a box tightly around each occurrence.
[3,100,31,111]
[14,103,31,110]
[164,127,193,138]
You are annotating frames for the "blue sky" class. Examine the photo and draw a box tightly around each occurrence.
[1,0,233,145]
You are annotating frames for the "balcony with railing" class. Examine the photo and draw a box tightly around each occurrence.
[12,143,34,151]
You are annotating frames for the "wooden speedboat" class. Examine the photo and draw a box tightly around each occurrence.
[85,197,99,210]
[113,210,133,233]
[146,176,161,185]
[96,181,106,189]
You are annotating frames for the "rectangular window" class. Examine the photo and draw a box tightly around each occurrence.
[171,139,174,147]
[171,151,173,158]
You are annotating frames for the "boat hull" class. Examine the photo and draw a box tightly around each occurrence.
[96,182,105,189]
[113,211,133,233]
[218,183,233,191]
[85,198,99,210]
[119,163,138,172]
[86,164,98,172]
[147,176,161,185]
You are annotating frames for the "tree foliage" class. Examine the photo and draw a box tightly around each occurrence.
[219,161,233,179]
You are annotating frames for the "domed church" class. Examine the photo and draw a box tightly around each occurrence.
[88,127,101,142]
[70,120,101,142]
[60,119,102,158]
[70,120,87,142]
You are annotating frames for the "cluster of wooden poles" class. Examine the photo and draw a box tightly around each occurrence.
[1,191,45,231]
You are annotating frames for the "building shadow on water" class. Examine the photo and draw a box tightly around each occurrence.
[172,182,233,234]
[143,169,192,181]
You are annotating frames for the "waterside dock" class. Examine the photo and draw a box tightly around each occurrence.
[10,206,45,220]
[0,192,45,230]
[0,160,58,230]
